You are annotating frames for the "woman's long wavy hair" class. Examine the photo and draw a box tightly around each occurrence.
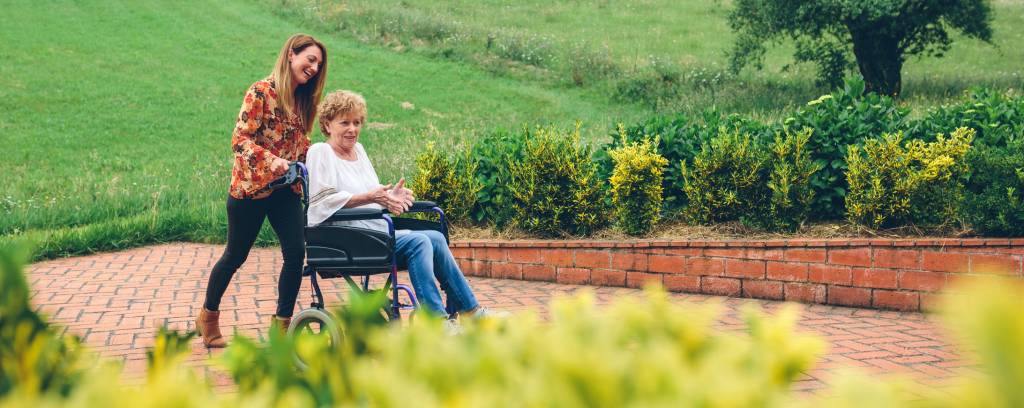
[271,33,327,135]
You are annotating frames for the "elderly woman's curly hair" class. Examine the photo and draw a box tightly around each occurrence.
[317,90,367,136]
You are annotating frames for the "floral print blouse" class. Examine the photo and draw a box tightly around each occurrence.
[229,77,310,199]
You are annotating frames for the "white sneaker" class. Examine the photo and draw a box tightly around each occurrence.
[443,318,463,336]
[467,307,510,320]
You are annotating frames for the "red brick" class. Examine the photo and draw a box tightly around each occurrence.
[873,249,921,270]
[702,277,741,297]
[852,268,898,289]
[745,249,784,261]
[784,283,826,303]
[827,286,872,308]
[450,247,472,259]
[663,248,703,256]
[743,280,784,300]
[921,251,969,273]
[664,275,701,292]
[556,267,591,285]
[648,255,685,274]
[522,264,556,282]
[873,290,920,311]
[828,248,872,267]
[704,248,746,258]
[457,259,475,275]
[591,269,626,286]
[626,272,663,288]
[612,252,648,271]
[481,247,506,262]
[784,248,827,263]
[809,264,852,285]
[899,271,947,292]
[467,260,490,277]
[543,249,574,267]
[970,254,1020,275]
[766,262,808,282]
[507,248,542,263]
[686,257,725,276]
[575,250,611,269]
[724,259,765,279]
[491,263,522,280]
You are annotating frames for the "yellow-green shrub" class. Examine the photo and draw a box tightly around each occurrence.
[410,141,483,225]
[0,244,86,397]
[508,124,607,236]
[845,127,974,229]
[752,128,821,232]
[608,128,669,236]
[680,128,769,224]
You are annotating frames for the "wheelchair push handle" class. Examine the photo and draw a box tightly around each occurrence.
[267,162,308,190]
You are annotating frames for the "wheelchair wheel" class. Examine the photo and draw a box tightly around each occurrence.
[288,308,343,371]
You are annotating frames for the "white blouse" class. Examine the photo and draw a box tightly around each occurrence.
[305,142,398,234]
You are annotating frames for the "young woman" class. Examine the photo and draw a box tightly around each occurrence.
[197,34,328,348]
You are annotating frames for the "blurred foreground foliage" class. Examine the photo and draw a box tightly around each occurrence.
[1,244,1022,407]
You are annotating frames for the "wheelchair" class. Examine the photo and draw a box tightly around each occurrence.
[269,162,452,352]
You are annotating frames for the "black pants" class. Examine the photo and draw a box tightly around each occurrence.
[203,188,305,317]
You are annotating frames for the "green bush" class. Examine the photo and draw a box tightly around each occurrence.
[469,129,528,228]
[845,128,974,229]
[508,124,607,237]
[608,131,669,236]
[410,142,483,225]
[595,110,771,212]
[784,78,910,220]
[909,88,1024,147]
[961,140,1024,236]
[680,128,770,225]
[748,128,821,232]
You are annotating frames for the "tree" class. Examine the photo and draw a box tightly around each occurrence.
[728,0,993,96]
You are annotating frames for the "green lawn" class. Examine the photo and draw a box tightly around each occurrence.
[0,0,645,259]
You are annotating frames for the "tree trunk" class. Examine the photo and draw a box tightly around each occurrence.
[849,28,903,97]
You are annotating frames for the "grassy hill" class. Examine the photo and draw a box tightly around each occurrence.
[0,0,645,258]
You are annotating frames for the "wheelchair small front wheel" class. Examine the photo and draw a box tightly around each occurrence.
[288,308,343,370]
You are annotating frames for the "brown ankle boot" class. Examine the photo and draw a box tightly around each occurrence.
[272,316,292,337]
[196,307,227,348]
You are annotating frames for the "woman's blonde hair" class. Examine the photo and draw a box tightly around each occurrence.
[271,33,328,135]
[318,90,367,136]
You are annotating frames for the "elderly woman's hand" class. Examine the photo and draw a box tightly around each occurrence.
[388,178,415,207]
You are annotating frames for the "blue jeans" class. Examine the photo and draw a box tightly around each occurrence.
[394,229,479,317]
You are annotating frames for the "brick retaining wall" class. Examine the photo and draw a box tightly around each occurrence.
[450,239,1024,312]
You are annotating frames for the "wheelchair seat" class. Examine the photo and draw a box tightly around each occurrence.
[303,201,448,279]
[305,224,394,277]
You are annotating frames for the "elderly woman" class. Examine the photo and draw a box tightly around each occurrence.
[305,90,499,321]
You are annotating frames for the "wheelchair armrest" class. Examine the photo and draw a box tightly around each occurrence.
[407,201,438,212]
[325,207,386,222]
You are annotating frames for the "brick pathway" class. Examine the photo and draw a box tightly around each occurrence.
[26,243,971,392]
